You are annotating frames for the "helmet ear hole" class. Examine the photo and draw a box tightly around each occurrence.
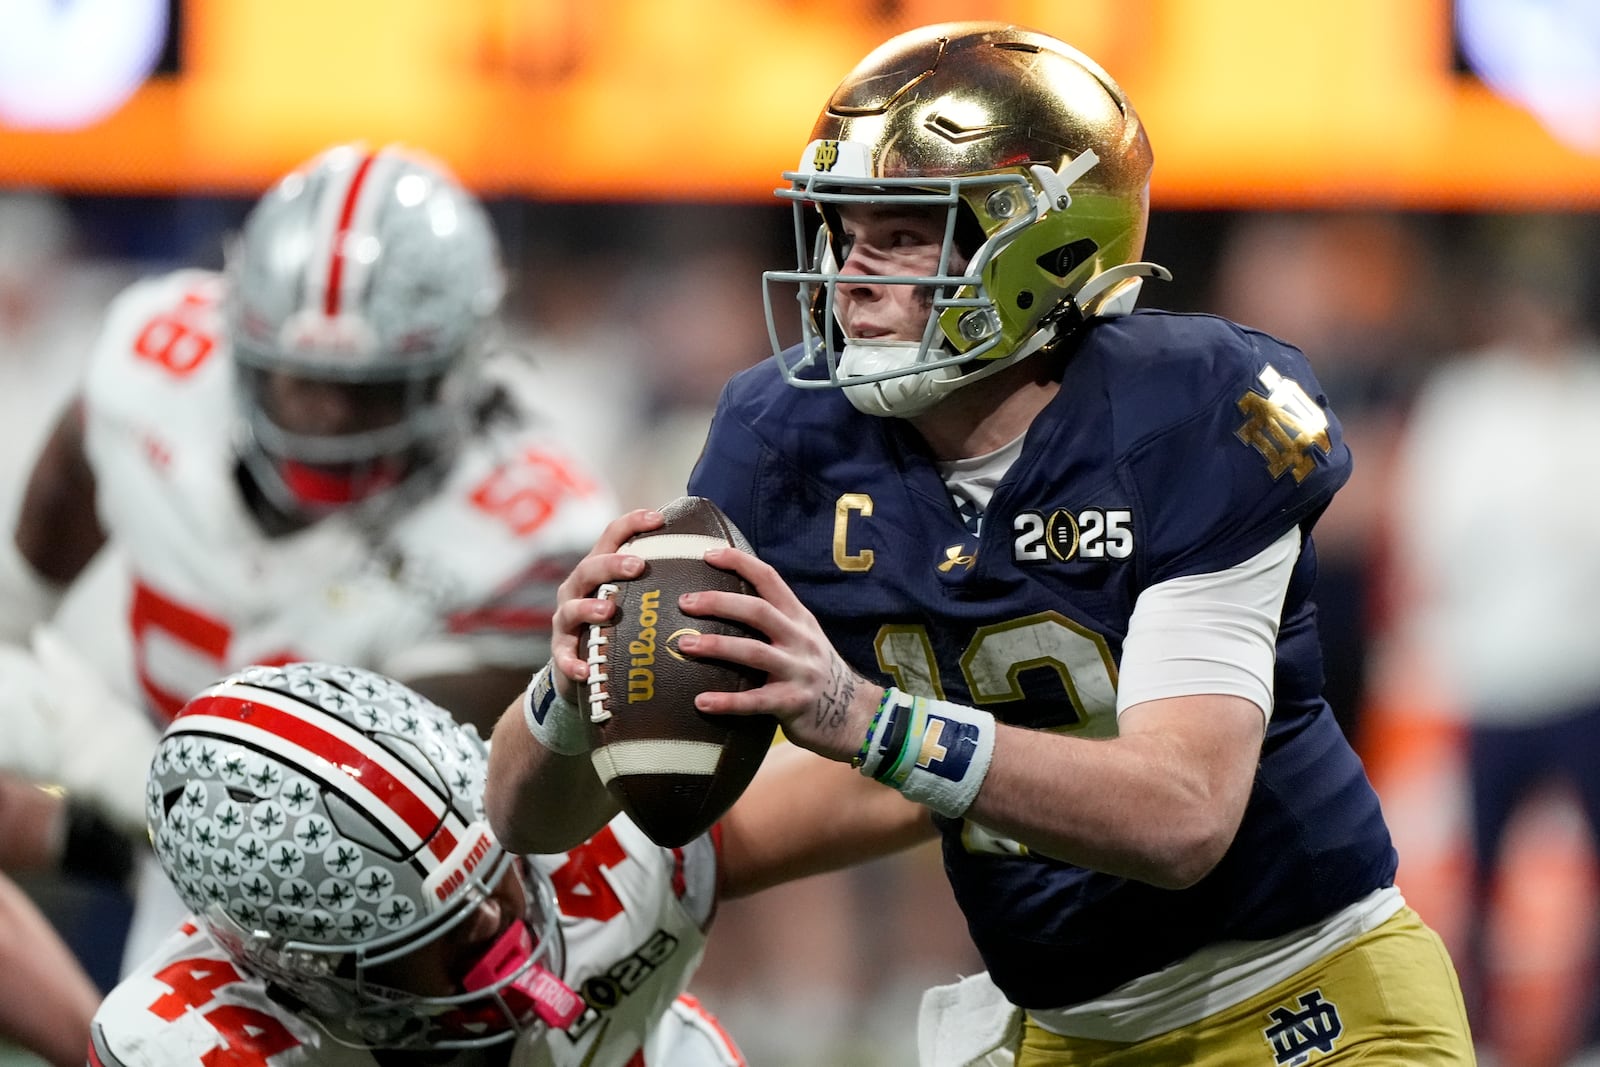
[160,787,186,817]
[1036,239,1098,280]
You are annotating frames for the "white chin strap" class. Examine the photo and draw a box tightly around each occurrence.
[839,341,959,418]
[839,329,1055,419]
[836,262,1173,419]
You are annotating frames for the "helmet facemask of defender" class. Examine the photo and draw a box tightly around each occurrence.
[226,144,505,523]
[147,663,578,1050]
[763,22,1170,419]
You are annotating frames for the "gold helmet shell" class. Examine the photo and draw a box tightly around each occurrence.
[765,22,1168,417]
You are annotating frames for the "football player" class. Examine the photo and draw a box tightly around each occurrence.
[94,662,743,1067]
[486,22,1475,1067]
[0,143,615,964]
[3,142,611,736]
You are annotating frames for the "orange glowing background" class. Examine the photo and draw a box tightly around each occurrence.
[1,0,1596,207]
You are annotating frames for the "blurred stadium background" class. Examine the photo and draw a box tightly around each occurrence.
[4,1,1600,1065]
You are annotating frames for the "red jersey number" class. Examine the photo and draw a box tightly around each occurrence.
[549,824,628,923]
[133,288,219,378]
[470,449,597,538]
[129,579,295,720]
[147,958,301,1067]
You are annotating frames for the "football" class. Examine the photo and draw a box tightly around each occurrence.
[584,496,775,847]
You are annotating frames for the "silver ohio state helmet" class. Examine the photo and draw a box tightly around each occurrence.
[226,143,505,518]
[147,663,568,1049]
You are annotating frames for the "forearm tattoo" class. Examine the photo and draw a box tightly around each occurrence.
[816,660,856,733]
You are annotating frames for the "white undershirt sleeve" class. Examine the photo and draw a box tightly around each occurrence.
[1114,527,1301,723]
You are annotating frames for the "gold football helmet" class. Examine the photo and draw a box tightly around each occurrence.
[764,22,1170,417]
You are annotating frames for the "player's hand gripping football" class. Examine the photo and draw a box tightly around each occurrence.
[677,545,881,764]
[546,508,665,701]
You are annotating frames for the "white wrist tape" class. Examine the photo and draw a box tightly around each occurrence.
[521,664,592,756]
[0,533,63,645]
[857,688,996,819]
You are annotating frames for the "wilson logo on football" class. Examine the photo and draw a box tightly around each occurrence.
[584,584,667,722]
[627,589,661,704]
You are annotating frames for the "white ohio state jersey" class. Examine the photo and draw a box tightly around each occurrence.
[80,269,616,720]
[91,818,741,1067]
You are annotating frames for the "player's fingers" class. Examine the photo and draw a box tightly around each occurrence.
[700,547,810,615]
[598,508,664,553]
[695,677,817,721]
[550,592,632,681]
[557,548,648,604]
[675,630,785,677]
[678,591,803,654]
[554,510,660,599]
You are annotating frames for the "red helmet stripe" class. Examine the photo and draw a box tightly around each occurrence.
[178,687,461,863]
[324,150,378,317]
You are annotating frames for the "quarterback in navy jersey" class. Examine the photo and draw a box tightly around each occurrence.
[689,307,1400,1009]
[485,21,1473,1067]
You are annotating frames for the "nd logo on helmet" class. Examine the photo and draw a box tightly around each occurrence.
[813,140,841,172]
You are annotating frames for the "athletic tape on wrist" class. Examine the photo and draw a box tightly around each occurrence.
[858,688,995,818]
[0,532,62,644]
[521,664,592,756]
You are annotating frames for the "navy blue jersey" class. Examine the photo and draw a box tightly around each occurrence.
[688,310,1397,1009]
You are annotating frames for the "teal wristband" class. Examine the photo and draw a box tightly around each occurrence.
[852,690,893,769]
[876,697,925,787]
[857,688,914,781]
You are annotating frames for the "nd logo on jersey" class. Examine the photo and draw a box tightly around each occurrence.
[1012,507,1134,564]
[1262,989,1343,1066]
[1235,365,1331,484]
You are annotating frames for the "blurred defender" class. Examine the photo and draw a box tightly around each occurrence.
[0,144,615,965]
[4,143,612,731]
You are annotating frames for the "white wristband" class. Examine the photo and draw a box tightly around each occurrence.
[857,688,995,819]
[0,533,63,645]
[521,664,592,756]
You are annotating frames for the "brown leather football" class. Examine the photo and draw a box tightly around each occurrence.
[583,496,774,847]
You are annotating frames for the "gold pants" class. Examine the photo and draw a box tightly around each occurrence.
[1018,907,1474,1066]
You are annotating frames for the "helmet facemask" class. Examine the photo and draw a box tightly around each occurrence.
[231,342,478,523]
[770,162,1107,418]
